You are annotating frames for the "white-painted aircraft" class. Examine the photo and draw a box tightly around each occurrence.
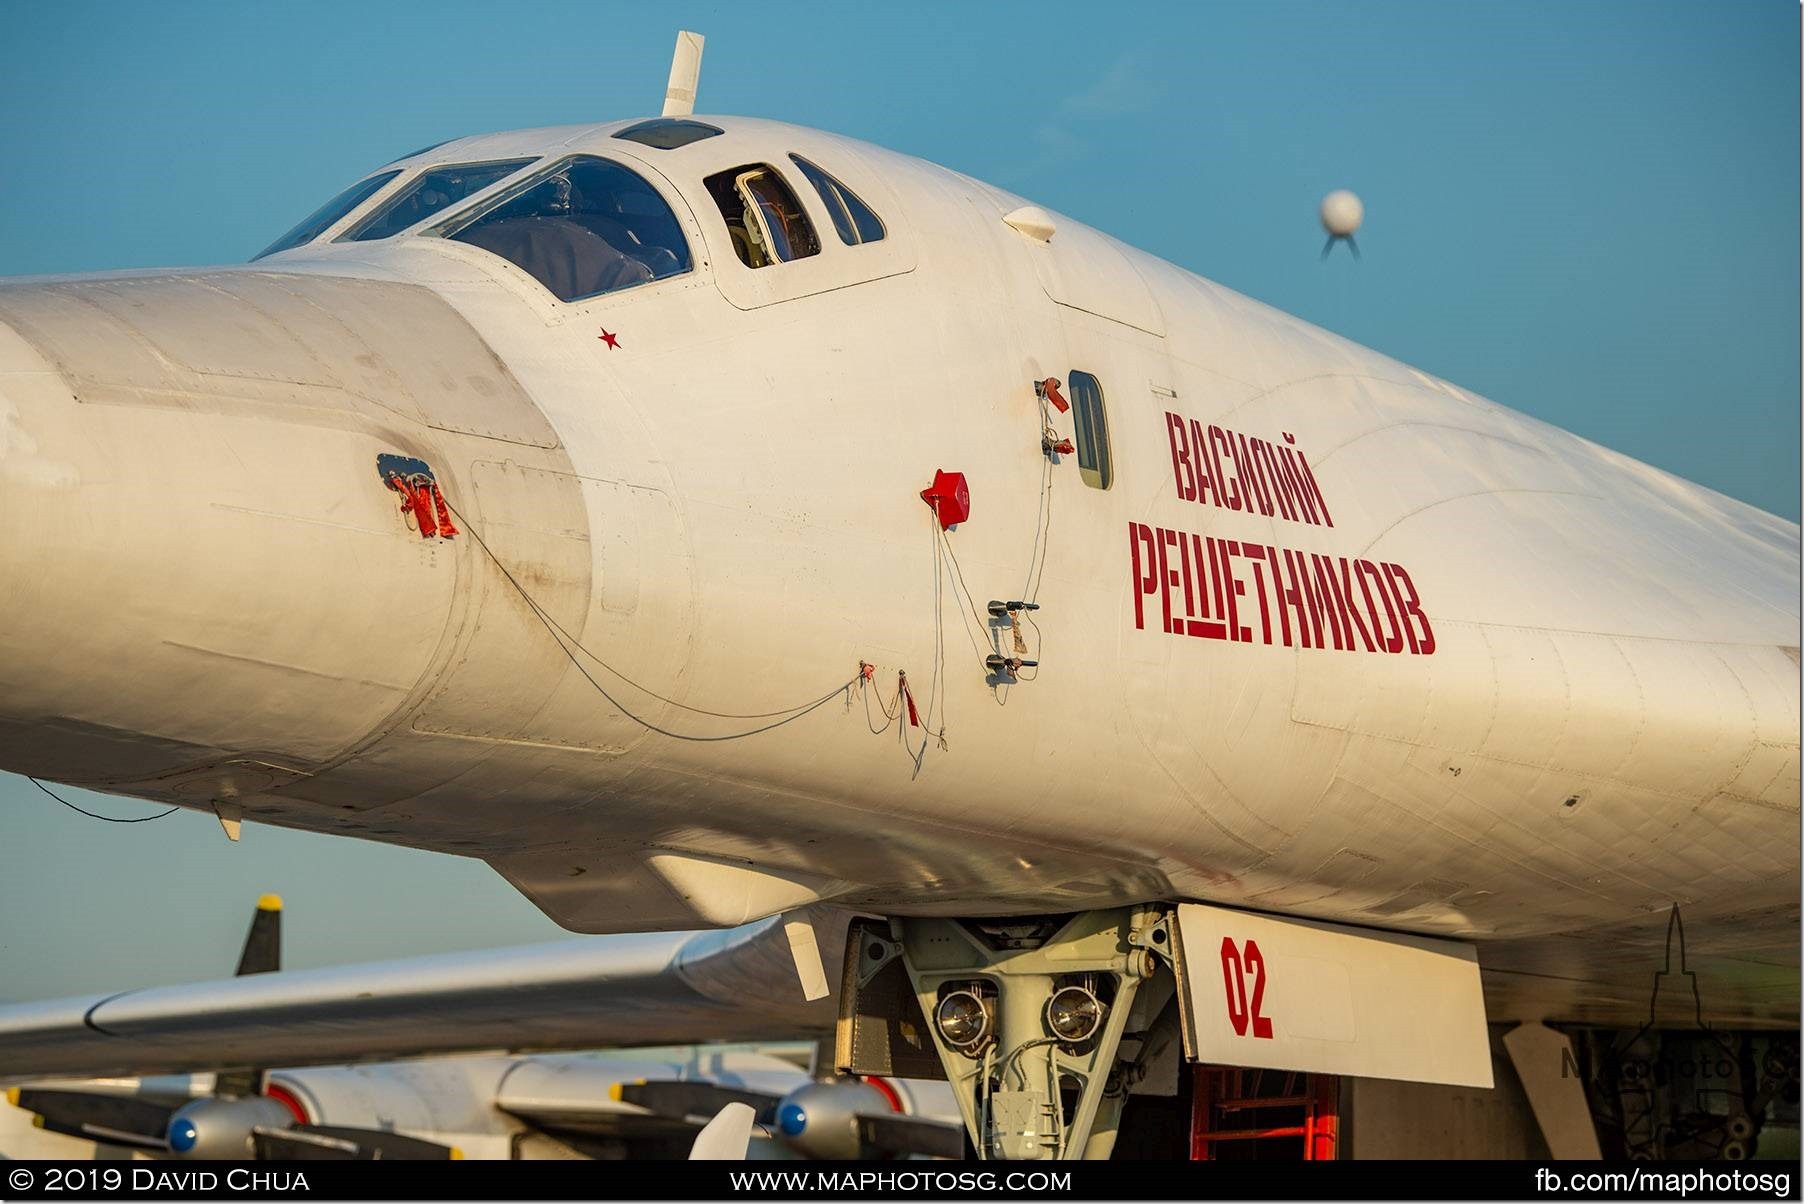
[0,32,1794,1161]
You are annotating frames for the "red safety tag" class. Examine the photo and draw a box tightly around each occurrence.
[430,482,459,538]
[391,475,438,539]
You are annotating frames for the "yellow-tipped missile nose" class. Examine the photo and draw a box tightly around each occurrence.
[257,893,283,912]
[5,1086,19,1107]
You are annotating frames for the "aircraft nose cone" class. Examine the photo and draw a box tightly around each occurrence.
[0,272,484,796]
[0,267,650,820]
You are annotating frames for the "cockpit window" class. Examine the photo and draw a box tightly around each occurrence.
[789,155,886,246]
[434,156,692,302]
[339,159,534,243]
[613,118,724,149]
[703,164,820,269]
[253,170,401,260]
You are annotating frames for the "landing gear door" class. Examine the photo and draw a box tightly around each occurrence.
[835,918,946,1081]
[1172,903,1494,1088]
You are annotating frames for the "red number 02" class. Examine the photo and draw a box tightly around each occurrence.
[1219,937,1274,1039]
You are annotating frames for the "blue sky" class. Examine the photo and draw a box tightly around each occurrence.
[0,1,1796,1000]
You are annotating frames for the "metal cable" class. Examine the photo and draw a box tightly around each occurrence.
[443,498,856,742]
[29,777,179,823]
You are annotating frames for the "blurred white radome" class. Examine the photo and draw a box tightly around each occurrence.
[1319,189,1364,259]
[1320,189,1364,237]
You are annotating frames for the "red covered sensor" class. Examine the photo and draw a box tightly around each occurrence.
[920,469,970,529]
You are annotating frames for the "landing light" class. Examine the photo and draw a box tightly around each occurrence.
[1046,985,1104,1043]
[935,988,992,1050]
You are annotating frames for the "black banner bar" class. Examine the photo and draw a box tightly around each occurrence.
[1,1160,1797,1201]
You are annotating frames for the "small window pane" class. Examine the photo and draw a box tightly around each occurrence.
[789,154,886,246]
[703,164,820,268]
[1069,370,1113,490]
[440,156,692,302]
[614,118,724,149]
[253,170,400,260]
[340,159,534,243]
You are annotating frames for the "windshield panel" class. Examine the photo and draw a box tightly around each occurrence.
[253,171,401,260]
[437,156,692,302]
[339,159,535,243]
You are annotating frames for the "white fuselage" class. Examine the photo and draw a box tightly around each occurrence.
[0,116,1794,1024]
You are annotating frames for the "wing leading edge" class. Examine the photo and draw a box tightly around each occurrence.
[0,912,842,1081]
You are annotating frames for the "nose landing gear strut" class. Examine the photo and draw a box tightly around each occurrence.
[846,906,1177,1160]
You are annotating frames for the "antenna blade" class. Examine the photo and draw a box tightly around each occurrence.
[662,30,706,117]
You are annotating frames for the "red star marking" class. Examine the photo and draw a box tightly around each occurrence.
[598,329,620,350]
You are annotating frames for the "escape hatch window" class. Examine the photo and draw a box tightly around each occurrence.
[432,155,692,302]
[1068,370,1113,490]
[613,118,724,149]
[789,154,886,246]
[703,164,820,268]
[253,170,401,260]
[339,158,535,243]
